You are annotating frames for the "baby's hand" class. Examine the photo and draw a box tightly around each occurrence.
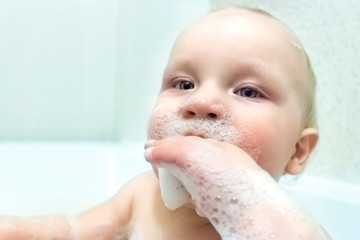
[145,136,269,237]
[145,135,260,171]
[144,136,329,239]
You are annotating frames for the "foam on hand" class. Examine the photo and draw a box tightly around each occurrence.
[158,168,191,210]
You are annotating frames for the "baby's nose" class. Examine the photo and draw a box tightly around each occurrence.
[180,93,225,120]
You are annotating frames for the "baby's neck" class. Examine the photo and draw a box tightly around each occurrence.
[156,189,210,226]
[153,185,221,239]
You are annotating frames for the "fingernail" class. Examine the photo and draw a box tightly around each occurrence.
[144,140,157,149]
[144,147,154,163]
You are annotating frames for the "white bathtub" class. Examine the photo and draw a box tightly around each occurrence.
[0,142,359,239]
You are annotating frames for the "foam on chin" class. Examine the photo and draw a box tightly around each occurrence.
[158,168,191,210]
[149,108,260,211]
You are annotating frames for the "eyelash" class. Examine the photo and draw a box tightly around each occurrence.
[172,80,263,99]
[174,79,195,90]
[235,87,262,98]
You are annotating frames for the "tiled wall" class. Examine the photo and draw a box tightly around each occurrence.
[211,0,360,184]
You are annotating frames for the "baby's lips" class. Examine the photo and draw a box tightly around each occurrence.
[184,131,206,138]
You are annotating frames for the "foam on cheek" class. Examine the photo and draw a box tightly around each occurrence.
[154,111,241,144]
[149,109,259,157]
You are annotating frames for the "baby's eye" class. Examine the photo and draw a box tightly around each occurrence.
[175,80,195,90]
[236,87,262,98]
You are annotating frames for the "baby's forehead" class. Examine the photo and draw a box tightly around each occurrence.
[170,8,306,73]
[181,8,303,51]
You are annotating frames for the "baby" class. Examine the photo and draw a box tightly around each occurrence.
[0,6,331,240]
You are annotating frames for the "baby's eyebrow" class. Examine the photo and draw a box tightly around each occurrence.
[163,58,198,77]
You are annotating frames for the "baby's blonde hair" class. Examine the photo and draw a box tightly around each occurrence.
[211,6,318,129]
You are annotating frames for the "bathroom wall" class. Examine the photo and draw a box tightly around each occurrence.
[115,0,210,142]
[0,0,209,141]
[0,0,120,141]
[1,0,359,185]
[211,0,360,184]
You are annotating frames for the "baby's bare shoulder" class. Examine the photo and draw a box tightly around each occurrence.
[111,171,158,213]
[75,172,157,239]
[114,171,157,198]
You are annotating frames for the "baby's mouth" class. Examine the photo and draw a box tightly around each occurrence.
[184,131,207,139]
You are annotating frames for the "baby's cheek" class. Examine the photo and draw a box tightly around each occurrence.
[245,127,283,177]
[231,123,262,164]
[147,115,161,140]
[147,109,171,140]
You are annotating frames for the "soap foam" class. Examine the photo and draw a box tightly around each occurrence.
[160,150,328,240]
[149,109,241,146]
[158,168,191,210]
[148,106,260,161]
[148,107,260,211]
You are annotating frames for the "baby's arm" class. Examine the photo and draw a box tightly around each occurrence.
[145,136,332,240]
[0,177,135,240]
[0,215,73,239]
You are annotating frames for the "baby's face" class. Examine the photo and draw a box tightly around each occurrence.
[148,9,309,179]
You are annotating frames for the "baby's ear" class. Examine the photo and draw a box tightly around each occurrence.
[285,128,319,175]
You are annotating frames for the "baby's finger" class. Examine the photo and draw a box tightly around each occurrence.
[144,139,157,149]
[144,136,201,168]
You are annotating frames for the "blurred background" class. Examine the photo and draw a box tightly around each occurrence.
[1,0,359,184]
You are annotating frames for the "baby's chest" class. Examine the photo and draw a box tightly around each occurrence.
[127,223,220,240]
